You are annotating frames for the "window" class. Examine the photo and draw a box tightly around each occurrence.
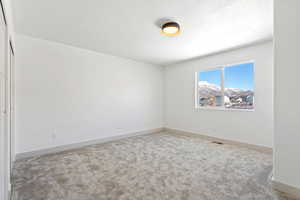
[198,69,223,107]
[196,62,254,110]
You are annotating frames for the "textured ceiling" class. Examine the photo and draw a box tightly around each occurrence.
[12,0,273,65]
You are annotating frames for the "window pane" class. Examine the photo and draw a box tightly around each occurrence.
[198,69,222,107]
[224,63,254,109]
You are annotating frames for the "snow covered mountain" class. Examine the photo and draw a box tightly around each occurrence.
[198,81,253,98]
[198,81,222,97]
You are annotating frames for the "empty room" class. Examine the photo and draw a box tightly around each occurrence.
[0,0,300,200]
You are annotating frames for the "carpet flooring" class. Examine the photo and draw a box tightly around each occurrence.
[12,132,294,200]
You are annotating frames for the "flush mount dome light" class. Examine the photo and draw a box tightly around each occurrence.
[161,22,180,36]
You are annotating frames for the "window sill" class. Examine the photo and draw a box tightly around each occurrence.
[195,106,255,112]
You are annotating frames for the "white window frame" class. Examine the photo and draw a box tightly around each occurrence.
[195,60,255,112]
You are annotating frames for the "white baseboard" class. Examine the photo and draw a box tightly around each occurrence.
[16,128,164,160]
[272,179,300,199]
[15,127,272,160]
[164,127,272,153]
[8,183,12,200]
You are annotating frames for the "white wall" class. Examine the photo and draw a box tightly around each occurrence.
[15,34,164,154]
[273,0,300,189]
[165,41,273,147]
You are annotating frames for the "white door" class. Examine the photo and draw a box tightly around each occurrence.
[0,2,9,199]
[0,24,6,200]
[3,38,11,200]
[9,42,15,179]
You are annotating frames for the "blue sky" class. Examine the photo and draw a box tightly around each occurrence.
[199,62,254,90]
[199,69,221,86]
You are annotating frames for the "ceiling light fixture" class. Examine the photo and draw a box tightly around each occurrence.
[161,22,180,36]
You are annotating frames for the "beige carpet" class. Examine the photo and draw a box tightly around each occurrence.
[12,132,294,200]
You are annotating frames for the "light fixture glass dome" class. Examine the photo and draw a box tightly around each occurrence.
[161,22,180,36]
